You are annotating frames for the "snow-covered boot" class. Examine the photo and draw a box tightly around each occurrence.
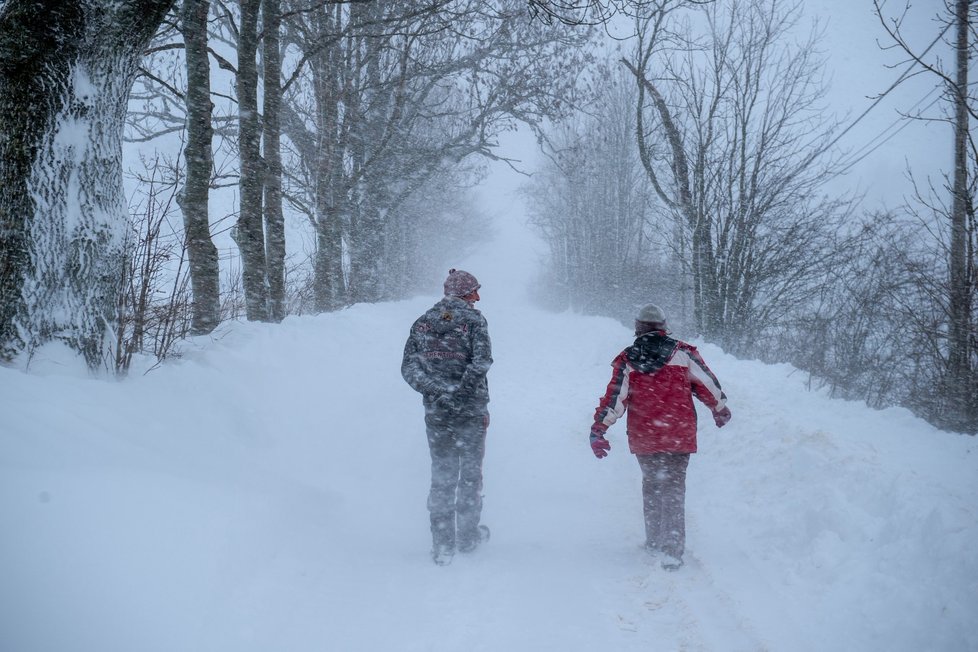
[430,511,455,565]
[660,554,683,571]
[431,543,454,566]
[458,524,490,553]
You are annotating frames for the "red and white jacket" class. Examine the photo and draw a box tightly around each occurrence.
[592,331,726,454]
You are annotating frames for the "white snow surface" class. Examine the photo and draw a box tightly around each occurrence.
[2,217,977,652]
[2,3,971,650]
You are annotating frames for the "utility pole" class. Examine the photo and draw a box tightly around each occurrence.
[947,0,974,431]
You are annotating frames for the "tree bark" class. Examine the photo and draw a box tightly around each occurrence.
[0,0,175,369]
[236,0,268,321]
[347,5,387,304]
[310,4,346,312]
[263,0,286,322]
[179,0,221,334]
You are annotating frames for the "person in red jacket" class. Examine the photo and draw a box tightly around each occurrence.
[590,304,731,570]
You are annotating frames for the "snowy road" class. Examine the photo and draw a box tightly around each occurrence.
[2,278,976,651]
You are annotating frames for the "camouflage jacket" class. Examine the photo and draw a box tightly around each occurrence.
[401,297,492,414]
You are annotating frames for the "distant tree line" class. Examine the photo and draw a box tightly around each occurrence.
[525,0,977,434]
[1,0,973,432]
[0,0,591,372]
[122,0,590,353]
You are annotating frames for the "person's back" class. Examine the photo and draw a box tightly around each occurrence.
[599,329,725,454]
[402,295,490,415]
[590,303,730,570]
[401,269,493,566]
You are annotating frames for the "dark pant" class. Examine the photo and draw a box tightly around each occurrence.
[636,453,690,559]
[425,410,487,550]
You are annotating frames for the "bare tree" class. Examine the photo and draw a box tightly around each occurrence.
[874,0,977,432]
[526,0,714,25]
[117,157,195,373]
[623,0,849,351]
[234,0,269,321]
[280,0,590,311]
[0,0,176,370]
[282,0,348,311]
[179,0,222,334]
[263,0,287,321]
[526,62,669,320]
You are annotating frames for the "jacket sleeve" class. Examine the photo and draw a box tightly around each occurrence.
[686,345,727,411]
[457,314,493,395]
[592,351,630,434]
[401,324,437,396]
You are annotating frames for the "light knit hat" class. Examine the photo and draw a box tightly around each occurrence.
[635,304,667,335]
[637,304,666,325]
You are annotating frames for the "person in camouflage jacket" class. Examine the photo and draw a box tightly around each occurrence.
[402,269,493,565]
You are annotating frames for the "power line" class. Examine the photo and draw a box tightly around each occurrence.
[825,20,953,155]
[842,85,941,161]
[835,93,943,177]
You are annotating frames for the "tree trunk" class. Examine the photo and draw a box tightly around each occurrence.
[627,57,721,338]
[346,3,387,304]
[263,0,286,322]
[947,0,974,431]
[236,0,268,321]
[310,5,346,312]
[0,0,175,369]
[313,204,345,312]
[179,0,221,334]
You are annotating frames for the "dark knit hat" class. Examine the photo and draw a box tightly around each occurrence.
[444,268,481,297]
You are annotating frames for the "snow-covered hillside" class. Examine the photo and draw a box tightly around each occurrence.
[1,228,975,651]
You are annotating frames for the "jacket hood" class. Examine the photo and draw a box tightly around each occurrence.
[626,332,678,374]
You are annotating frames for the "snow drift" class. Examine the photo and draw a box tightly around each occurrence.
[1,278,975,651]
